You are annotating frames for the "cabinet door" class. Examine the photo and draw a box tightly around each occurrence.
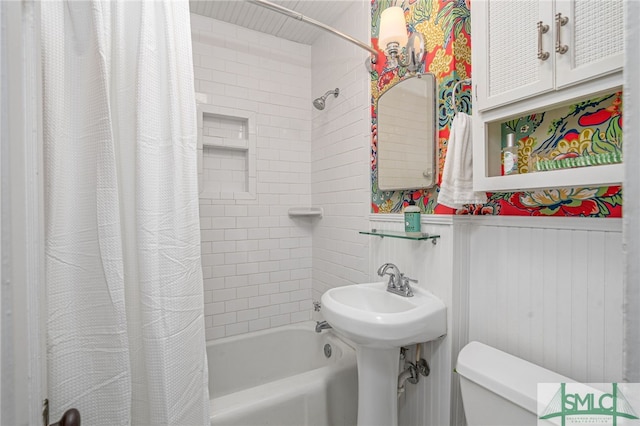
[555,0,623,88]
[473,0,555,111]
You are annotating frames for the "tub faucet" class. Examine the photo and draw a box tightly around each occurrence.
[315,320,332,333]
[377,263,415,297]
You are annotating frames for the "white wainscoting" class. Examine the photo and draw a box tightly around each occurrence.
[463,216,624,384]
[367,214,622,426]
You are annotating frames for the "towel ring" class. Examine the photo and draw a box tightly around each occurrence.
[451,78,472,116]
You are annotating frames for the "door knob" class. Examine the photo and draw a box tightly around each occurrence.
[49,408,80,426]
[44,400,80,426]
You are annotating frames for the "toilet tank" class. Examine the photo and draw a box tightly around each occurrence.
[457,341,573,426]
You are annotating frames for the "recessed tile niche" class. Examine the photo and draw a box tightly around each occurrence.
[203,146,247,193]
[197,104,256,199]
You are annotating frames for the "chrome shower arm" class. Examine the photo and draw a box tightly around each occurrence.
[322,89,339,100]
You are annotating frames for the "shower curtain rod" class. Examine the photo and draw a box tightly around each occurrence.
[247,0,379,56]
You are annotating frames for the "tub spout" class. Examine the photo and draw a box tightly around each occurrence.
[315,321,332,333]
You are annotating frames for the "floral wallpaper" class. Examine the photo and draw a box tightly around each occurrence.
[369,0,622,218]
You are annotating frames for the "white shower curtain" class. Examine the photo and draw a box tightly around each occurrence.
[42,1,209,424]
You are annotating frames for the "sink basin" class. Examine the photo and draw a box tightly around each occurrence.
[321,281,446,348]
[321,281,447,426]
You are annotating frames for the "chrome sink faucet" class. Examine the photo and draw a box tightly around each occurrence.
[377,262,401,287]
[377,263,416,297]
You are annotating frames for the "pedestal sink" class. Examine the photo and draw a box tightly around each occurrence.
[321,282,446,426]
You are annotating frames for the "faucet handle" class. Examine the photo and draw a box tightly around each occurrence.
[400,273,418,284]
[399,274,416,297]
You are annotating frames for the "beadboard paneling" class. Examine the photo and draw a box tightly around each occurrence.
[467,220,624,384]
[363,216,622,425]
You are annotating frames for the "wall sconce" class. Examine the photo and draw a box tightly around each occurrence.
[378,6,425,73]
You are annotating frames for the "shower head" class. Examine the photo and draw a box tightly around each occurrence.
[313,98,326,110]
[313,88,340,110]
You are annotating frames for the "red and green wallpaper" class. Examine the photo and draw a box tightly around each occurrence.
[369,0,622,217]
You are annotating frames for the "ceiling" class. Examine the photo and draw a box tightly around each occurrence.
[188,1,357,45]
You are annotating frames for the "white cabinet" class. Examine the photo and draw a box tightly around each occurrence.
[554,0,623,89]
[473,0,623,112]
[471,0,624,192]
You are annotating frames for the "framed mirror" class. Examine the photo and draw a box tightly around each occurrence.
[377,72,437,191]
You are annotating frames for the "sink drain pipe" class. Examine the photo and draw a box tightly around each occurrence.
[398,344,430,397]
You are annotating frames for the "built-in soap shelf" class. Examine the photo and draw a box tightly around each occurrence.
[288,207,323,218]
[359,229,440,244]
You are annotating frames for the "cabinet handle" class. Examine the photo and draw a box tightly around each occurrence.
[537,21,550,61]
[555,13,569,54]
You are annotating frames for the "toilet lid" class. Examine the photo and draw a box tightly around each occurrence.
[457,341,574,414]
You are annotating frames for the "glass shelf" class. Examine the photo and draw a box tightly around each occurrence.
[359,229,440,243]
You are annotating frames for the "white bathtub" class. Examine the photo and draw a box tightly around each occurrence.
[207,321,358,426]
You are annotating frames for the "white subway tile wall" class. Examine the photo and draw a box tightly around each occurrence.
[310,1,371,302]
[191,13,314,340]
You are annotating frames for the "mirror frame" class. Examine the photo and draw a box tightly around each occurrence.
[376,72,438,191]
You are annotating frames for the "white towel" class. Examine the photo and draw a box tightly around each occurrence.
[438,112,487,208]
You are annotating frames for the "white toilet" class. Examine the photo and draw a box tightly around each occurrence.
[457,341,573,426]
